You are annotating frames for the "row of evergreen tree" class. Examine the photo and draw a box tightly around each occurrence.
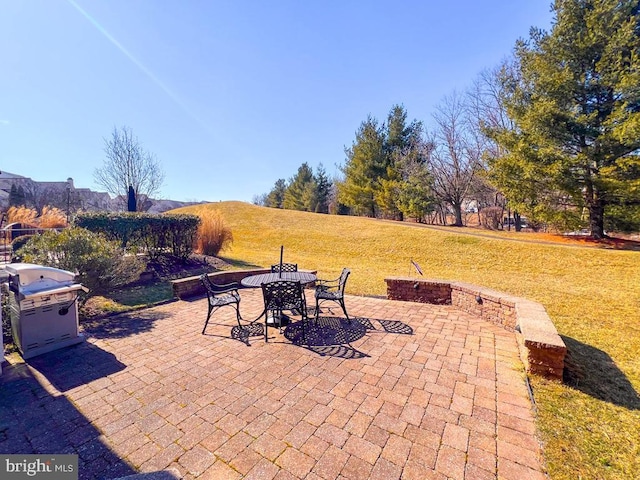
[256,101,494,227]
[255,163,334,214]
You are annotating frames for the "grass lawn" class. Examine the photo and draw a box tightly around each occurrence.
[173,201,640,480]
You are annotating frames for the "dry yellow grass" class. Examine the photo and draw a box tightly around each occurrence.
[7,206,37,224]
[173,201,640,480]
[6,205,68,228]
[190,206,233,256]
[37,206,67,228]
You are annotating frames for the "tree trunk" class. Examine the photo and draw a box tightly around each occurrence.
[514,211,522,232]
[453,204,463,226]
[584,179,606,239]
[589,202,606,239]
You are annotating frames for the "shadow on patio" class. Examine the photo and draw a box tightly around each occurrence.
[82,310,173,340]
[203,311,414,359]
[0,343,136,479]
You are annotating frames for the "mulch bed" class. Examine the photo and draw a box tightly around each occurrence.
[144,253,231,280]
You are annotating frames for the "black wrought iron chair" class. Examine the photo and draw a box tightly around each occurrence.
[271,263,298,273]
[200,274,242,334]
[261,280,308,342]
[314,268,351,322]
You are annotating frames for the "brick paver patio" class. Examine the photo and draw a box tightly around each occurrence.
[0,289,547,479]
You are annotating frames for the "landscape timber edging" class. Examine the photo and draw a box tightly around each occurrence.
[171,268,317,299]
[385,277,566,380]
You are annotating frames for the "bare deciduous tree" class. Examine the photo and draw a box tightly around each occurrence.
[467,60,517,146]
[466,61,521,229]
[94,126,164,211]
[428,92,481,226]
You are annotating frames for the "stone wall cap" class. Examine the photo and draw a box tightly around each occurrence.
[385,277,452,285]
[451,282,518,305]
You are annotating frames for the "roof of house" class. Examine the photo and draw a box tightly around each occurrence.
[0,170,27,180]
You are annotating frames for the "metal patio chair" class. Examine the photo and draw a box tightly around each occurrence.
[314,268,351,322]
[200,274,242,334]
[261,280,308,342]
[271,263,298,273]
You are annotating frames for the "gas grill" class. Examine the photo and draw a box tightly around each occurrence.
[6,263,87,359]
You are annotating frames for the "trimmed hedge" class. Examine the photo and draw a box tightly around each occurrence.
[75,212,201,261]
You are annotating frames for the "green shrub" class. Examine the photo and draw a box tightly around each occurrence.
[75,212,200,261]
[10,234,34,262]
[74,212,145,247]
[138,214,201,261]
[17,227,145,298]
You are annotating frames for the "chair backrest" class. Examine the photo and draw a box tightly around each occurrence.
[337,268,351,295]
[200,273,215,296]
[261,280,305,311]
[200,274,238,296]
[271,263,298,273]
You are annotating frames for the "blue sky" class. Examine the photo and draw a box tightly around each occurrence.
[1,1,553,203]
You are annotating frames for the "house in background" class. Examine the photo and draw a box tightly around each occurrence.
[0,169,199,214]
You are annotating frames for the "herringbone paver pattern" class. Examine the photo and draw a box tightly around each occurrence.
[0,289,547,479]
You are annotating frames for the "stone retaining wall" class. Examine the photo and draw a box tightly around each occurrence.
[385,277,566,380]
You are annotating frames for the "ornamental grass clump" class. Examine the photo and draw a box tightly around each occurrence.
[37,206,67,228]
[7,206,37,225]
[194,209,233,256]
[6,205,68,228]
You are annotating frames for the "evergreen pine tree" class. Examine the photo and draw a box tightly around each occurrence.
[488,0,640,237]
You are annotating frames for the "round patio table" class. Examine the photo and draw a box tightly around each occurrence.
[240,271,317,288]
[241,271,317,328]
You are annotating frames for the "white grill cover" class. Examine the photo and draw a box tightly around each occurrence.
[5,263,76,289]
